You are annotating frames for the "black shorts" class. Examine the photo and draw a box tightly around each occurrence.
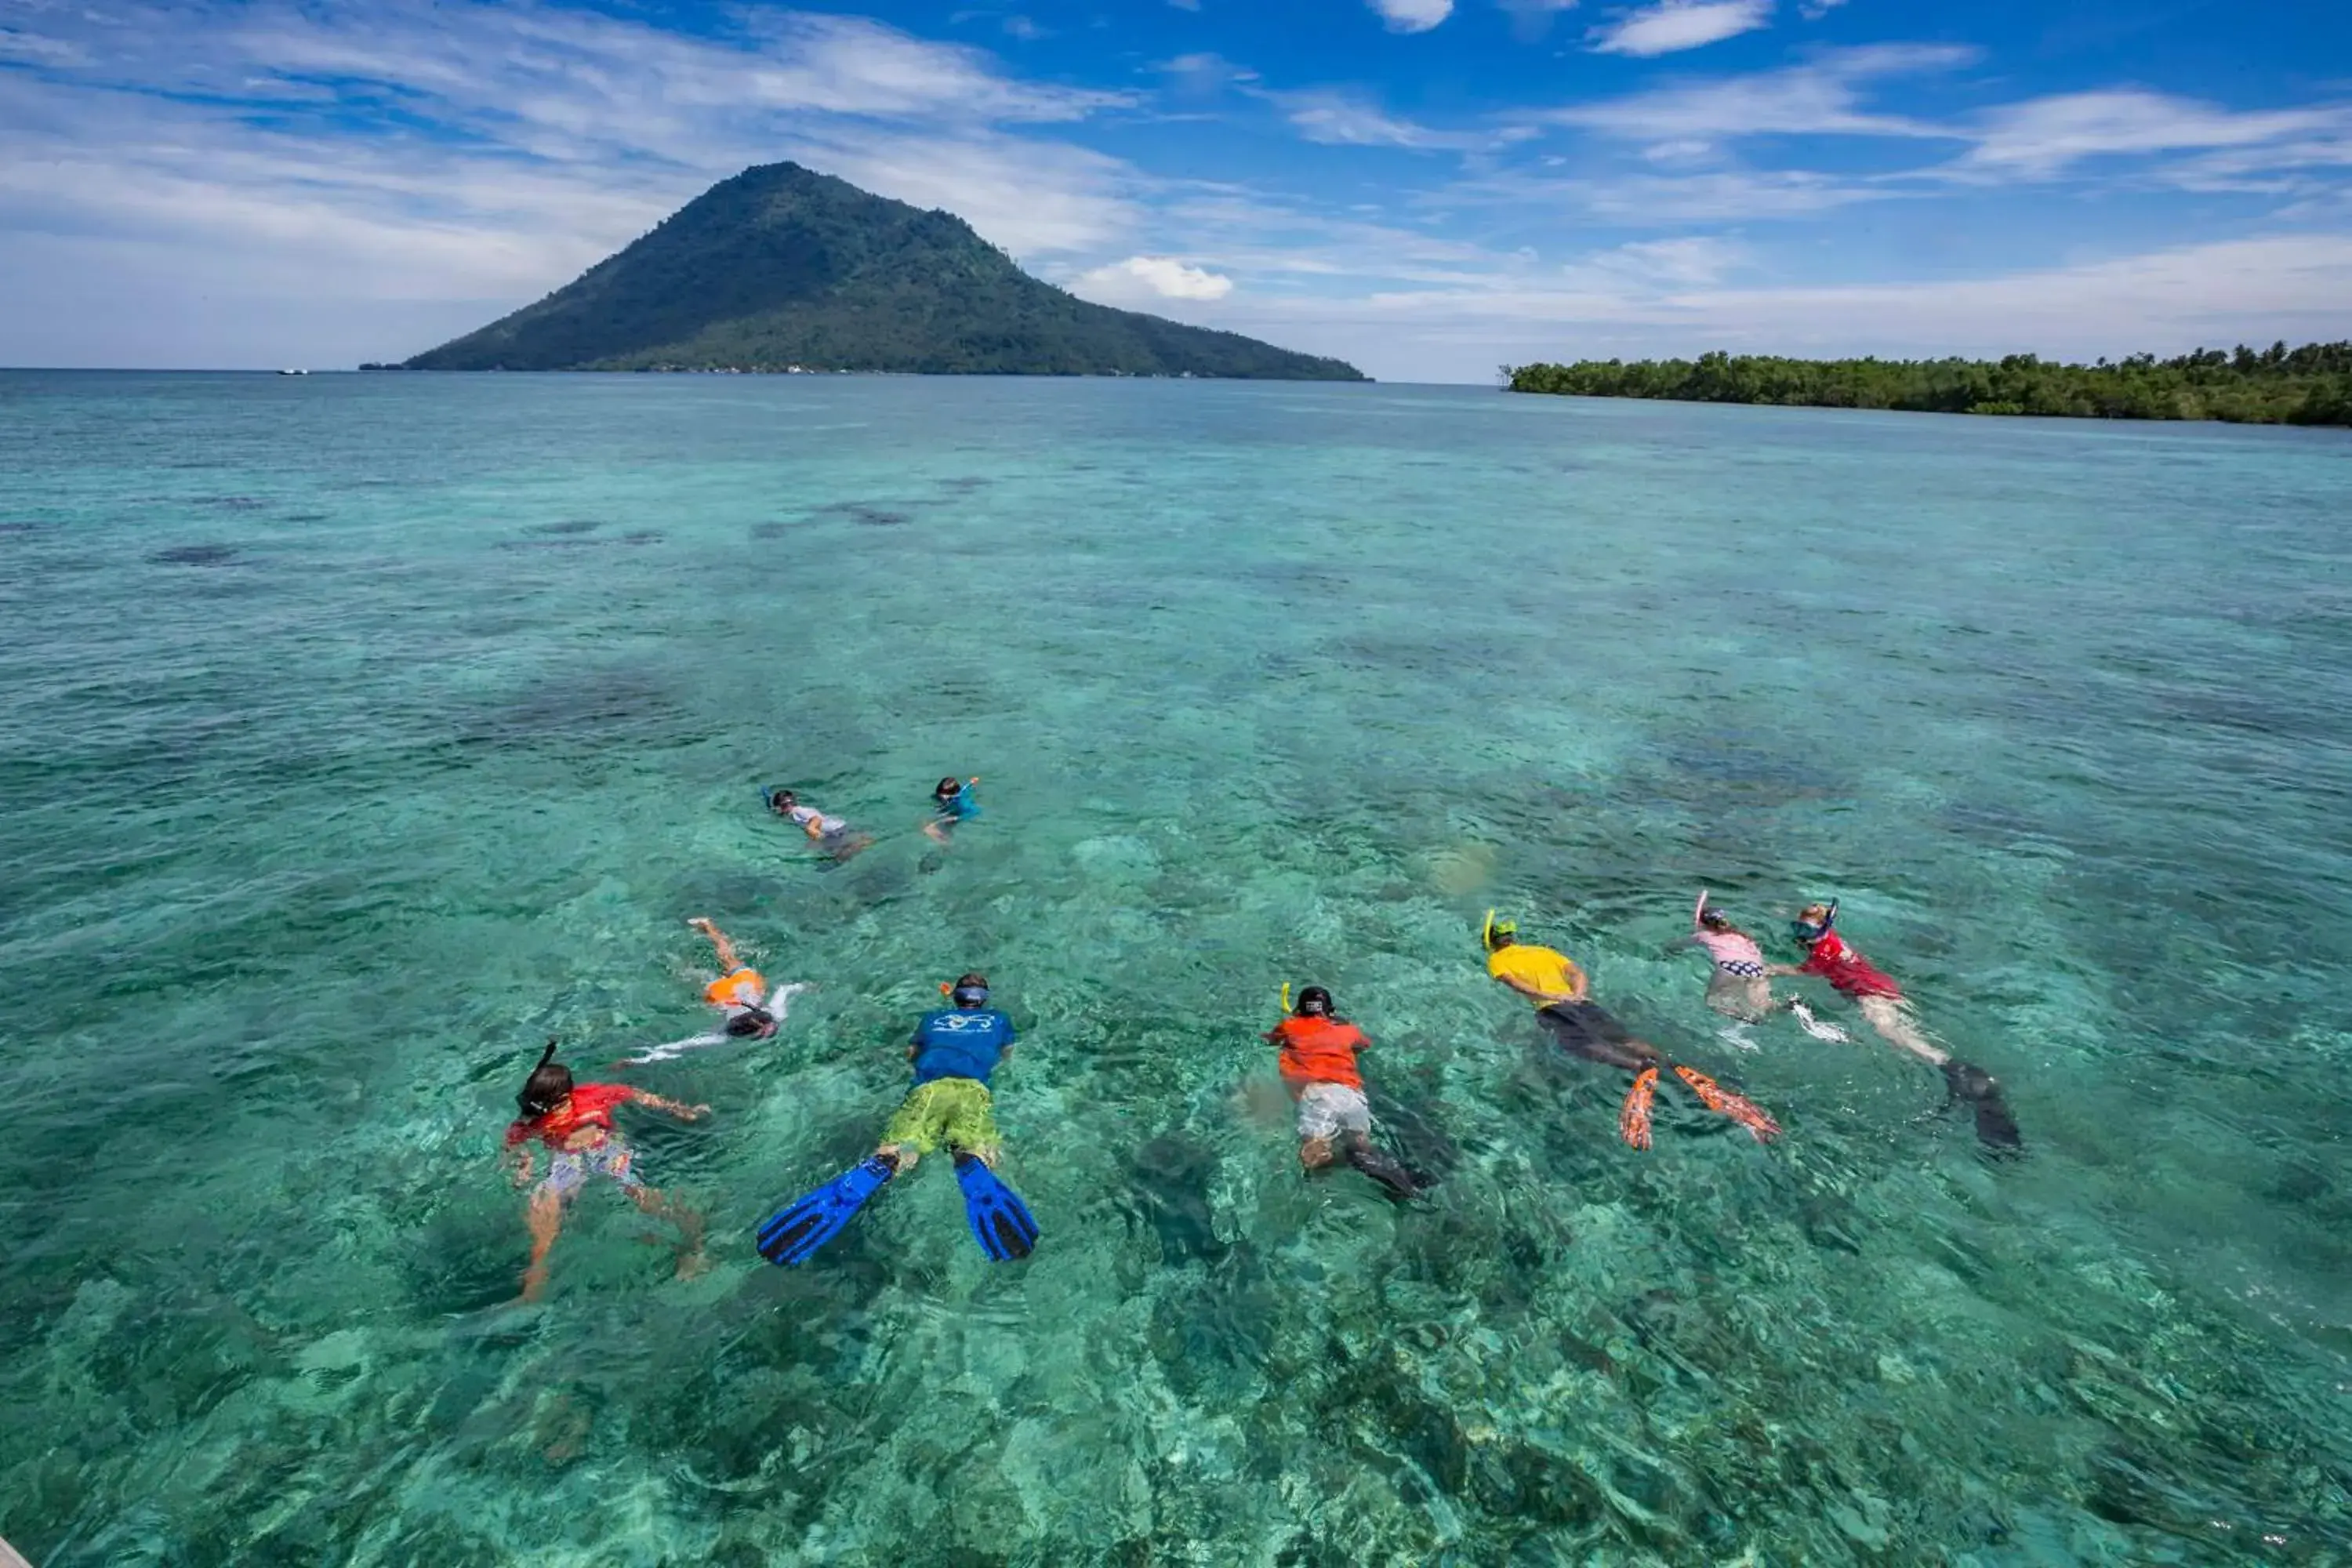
[1538,1002,1631,1051]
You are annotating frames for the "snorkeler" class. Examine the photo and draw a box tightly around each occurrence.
[1769,900,2022,1151]
[1690,891,1777,1023]
[685,916,781,1038]
[1265,985,1422,1201]
[755,974,1038,1265]
[503,1039,708,1301]
[764,786,873,862]
[1483,912,1780,1149]
[922,775,982,844]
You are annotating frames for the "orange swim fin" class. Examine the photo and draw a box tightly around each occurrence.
[1674,1065,1781,1143]
[1619,1068,1658,1151]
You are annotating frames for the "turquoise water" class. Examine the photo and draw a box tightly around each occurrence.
[2,371,2349,1565]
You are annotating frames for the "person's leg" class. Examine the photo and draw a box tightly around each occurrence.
[1857,995,1948,1066]
[1705,974,1769,1023]
[521,1185,567,1301]
[1296,1086,1342,1172]
[877,1082,949,1174]
[938,1080,1002,1169]
[628,1184,706,1279]
[1540,1004,1662,1073]
[1330,1090,1417,1198]
[687,917,742,974]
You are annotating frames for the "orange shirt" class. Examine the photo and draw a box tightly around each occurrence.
[1269,1015,1369,1092]
[705,967,765,1008]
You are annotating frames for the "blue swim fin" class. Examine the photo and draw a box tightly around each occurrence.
[954,1153,1039,1261]
[756,1156,894,1266]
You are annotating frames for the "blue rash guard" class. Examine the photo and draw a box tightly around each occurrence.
[935,789,981,822]
[909,1007,1016,1086]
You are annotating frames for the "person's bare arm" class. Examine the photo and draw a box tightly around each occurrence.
[686,917,742,972]
[505,1141,535,1189]
[630,1089,710,1121]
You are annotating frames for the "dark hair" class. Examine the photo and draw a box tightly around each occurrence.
[1295,985,1334,1017]
[935,777,962,797]
[725,1006,775,1037]
[517,1037,572,1117]
[1700,908,1735,931]
[772,789,797,809]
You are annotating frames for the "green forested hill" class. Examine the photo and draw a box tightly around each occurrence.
[1505,346,2352,426]
[402,163,1366,380]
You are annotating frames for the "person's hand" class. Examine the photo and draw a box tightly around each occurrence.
[683,1104,712,1120]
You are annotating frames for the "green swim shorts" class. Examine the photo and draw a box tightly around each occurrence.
[880,1077,1000,1157]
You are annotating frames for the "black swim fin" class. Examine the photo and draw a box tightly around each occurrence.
[1345,1141,1426,1203]
[1944,1061,2024,1155]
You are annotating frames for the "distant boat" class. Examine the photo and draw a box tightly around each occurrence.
[277,368,309,376]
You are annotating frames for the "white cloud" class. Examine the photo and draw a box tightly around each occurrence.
[1951,89,2352,180]
[1798,0,1847,16]
[1588,0,1773,58]
[1552,43,1973,139]
[1072,254,1236,303]
[1453,165,1893,220]
[1367,0,1454,34]
[1272,89,1492,151]
[0,0,1154,366]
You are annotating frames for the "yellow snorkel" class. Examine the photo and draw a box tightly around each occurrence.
[1483,909,1496,949]
[1281,982,1291,1013]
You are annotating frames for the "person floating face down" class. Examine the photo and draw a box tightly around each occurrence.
[501,1040,708,1301]
[687,916,776,1038]
[923,775,982,845]
[1690,891,1779,1023]
[753,975,1039,1265]
[1483,913,1780,1150]
[766,788,873,862]
[1265,986,1423,1201]
[1768,901,2023,1152]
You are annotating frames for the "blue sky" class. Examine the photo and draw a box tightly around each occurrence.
[2,0,2349,377]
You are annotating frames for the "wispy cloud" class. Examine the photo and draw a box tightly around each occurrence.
[1551,43,1973,139]
[1269,88,1494,151]
[1367,0,1454,34]
[1587,0,1773,58]
[1951,89,2352,180]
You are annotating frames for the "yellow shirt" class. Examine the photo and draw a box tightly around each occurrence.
[1486,944,1584,1005]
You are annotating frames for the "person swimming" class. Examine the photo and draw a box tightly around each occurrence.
[754,974,1038,1265]
[1690,891,1775,1022]
[502,1039,707,1301]
[923,775,982,844]
[1768,900,2023,1152]
[1264,985,1422,1201]
[685,916,778,1038]
[1484,912,1780,1149]
[766,787,873,862]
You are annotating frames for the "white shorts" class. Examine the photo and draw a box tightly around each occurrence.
[1296,1083,1372,1141]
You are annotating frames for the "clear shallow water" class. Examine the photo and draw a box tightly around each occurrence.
[1,371,2348,1566]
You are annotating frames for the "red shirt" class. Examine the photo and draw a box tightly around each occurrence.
[1799,934,1904,999]
[505,1083,637,1149]
[1269,1016,1369,1091]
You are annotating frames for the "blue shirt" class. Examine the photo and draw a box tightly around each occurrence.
[909,1007,1015,1086]
[935,790,980,821]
